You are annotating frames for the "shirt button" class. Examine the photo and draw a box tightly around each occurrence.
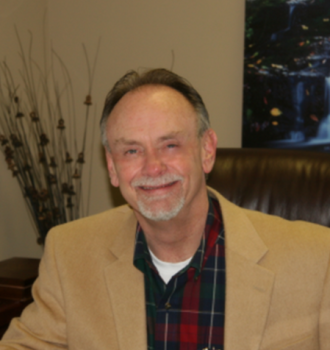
[165,302,171,309]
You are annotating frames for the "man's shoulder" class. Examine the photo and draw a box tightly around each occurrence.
[244,207,330,244]
[208,186,330,249]
[232,199,330,266]
[45,204,136,249]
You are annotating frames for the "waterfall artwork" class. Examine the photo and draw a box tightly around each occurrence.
[242,0,330,152]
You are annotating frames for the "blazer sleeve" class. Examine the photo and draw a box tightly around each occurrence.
[0,231,68,349]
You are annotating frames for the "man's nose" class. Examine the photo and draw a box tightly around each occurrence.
[142,151,166,177]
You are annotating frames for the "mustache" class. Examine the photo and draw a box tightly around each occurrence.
[131,174,183,188]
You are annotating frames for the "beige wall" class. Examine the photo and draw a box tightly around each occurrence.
[0,0,245,260]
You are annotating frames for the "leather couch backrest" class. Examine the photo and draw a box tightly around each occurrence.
[207,148,330,228]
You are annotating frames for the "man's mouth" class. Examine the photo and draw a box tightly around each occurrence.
[138,181,177,191]
[132,174,183,194]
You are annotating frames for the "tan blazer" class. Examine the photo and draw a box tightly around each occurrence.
[2,189,330,350]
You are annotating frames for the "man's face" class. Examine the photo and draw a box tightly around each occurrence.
[105,85,217,222]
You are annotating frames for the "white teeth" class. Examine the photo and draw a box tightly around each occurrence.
[141,184,167,190]
[132,174,183,188]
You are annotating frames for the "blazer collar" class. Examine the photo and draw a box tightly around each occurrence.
[103,207,147,350]
[108,206,137,259]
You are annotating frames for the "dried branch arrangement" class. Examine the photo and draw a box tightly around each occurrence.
[0,32,100,244]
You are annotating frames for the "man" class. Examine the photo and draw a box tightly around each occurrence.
[1,68,330,350]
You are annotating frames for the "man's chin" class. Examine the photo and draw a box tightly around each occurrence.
[139,210,179,222]
[137,197,185,222]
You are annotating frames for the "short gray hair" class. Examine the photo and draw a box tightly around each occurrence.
[100,68,210,151]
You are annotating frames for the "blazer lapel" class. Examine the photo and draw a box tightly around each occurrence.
[104,211,147,350]
[224,249,274,350]
[215,192,275,350]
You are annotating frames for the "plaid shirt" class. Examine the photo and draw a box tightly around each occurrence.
[134,192,225,350]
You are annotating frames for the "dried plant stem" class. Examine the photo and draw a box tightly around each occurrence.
[0,31,100,244]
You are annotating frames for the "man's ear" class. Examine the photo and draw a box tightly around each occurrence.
[201,128,218,174]
[105,149,120,187]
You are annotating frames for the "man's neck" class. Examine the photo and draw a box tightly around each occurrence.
[135,191,209,263]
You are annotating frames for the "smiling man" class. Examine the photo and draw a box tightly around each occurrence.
[98,72,225,349]
[2,69,330,350]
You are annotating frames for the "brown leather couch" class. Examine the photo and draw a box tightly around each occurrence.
[207,148,330,228]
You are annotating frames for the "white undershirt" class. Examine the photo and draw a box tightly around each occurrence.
[149,249,193,284]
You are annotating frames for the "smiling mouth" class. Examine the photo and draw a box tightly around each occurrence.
[138,181,178,191]
[132,174,184,193]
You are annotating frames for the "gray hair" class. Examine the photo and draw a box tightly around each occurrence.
[100,68,210,151]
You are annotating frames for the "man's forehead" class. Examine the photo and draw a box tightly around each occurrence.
[106,86,196,127]
[106,84,199,149]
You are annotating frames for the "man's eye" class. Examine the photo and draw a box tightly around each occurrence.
[167,144,177,149]
[125,149,137,155]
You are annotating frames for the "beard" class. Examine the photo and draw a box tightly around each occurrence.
[131,173,185,221]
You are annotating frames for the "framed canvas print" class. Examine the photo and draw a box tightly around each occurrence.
[242,0,330,152]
